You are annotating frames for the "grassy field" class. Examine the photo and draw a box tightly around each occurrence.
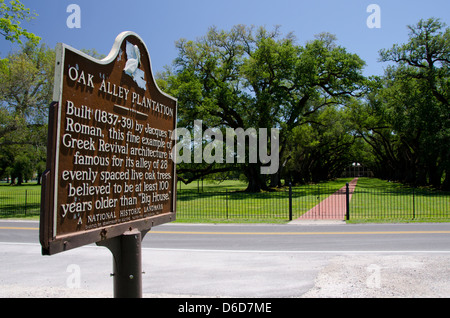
[1,178,448,223]
[176,178,353,223]
[177,179,249,192]
[0,182,41,218]
[349,178,450,223]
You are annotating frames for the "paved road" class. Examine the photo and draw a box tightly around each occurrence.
[1,220,450,298]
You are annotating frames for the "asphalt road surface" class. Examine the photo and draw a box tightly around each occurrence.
[1,220,450,298]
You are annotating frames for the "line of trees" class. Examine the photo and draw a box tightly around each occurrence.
[0,41,53,184]
[349,18,449,190]
[0,1,49,184]
[159,18,450,191]
[1,1,448,190]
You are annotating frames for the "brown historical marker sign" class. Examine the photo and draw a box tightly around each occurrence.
[40,32,177,255]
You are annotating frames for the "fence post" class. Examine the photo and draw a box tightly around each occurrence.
[412,186,415,220]
[345,183,350,221]
[317,184,320,217]
[289,183,293,221]
[24,190,28,216]
[226,189,228,219]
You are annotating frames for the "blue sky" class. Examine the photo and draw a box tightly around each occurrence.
[1,0,449,76]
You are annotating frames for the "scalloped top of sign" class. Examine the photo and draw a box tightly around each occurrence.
[54,31,176,104]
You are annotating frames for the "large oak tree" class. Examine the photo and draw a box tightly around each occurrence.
[162,25,365,191]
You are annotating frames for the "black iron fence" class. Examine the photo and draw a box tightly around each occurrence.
[176,183,347,221]
[350,184,450,220]
[1,182,449,221]
[0,189,41,217]
[177,183,450,221]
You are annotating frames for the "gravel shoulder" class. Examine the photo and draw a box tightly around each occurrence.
[302,254,450,298]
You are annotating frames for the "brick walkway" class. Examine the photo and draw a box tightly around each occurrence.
[296,178,359,220]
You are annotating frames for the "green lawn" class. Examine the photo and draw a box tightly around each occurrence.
[349,178,450,222]
[177,179,248,192]
[0,182,41,218]
[176,178,353,223]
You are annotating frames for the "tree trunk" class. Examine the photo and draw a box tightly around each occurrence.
[441,169,450,191]
[244,164,268,192]
[17,174,23,185]
[269,169,282,188]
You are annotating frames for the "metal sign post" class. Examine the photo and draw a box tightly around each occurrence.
[40,32,177,298]
[97,229,148,298]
